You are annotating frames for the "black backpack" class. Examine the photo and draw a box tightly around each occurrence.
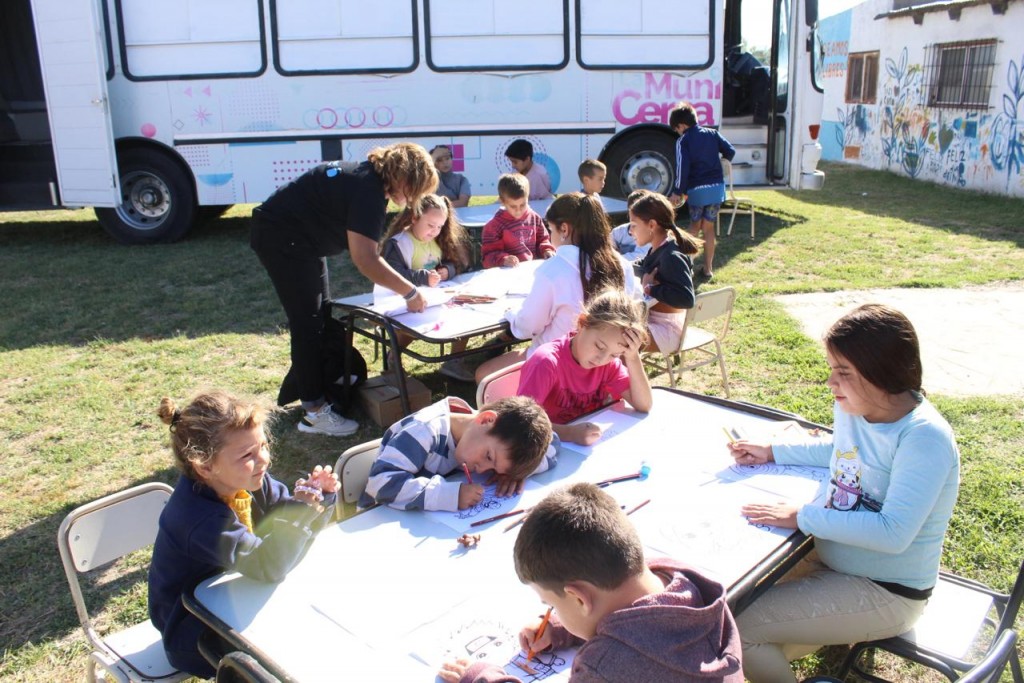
[277,315,368,412]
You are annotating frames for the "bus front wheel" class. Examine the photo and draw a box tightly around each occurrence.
[604,131,677,197]
[96,148,197,245]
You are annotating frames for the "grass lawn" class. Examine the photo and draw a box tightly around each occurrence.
[1,161,1022,681]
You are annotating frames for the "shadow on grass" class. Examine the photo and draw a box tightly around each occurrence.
[697,204,810,276]
[791,162,1024,248]
[0,214,371,351]
[0,467,181,654]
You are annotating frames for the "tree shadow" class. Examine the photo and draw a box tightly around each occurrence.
[789,162,1024,248]
[0,212,368,351]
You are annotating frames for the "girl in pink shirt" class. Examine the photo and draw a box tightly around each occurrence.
[517,288,653,445]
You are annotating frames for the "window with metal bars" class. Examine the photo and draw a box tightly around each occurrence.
[845,51,879,103]
[925,40,997,109]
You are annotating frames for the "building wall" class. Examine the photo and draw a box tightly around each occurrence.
[819,0,1024,197]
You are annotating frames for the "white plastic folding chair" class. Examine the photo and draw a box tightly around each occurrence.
[334,438,383,507]
[57,482,187,683]
[475,360,525,408]
[642,287,735,396]
[716,159,756,239]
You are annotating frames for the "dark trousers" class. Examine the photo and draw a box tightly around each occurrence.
[251,217,330,404]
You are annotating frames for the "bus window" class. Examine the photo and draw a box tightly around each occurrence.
[774,0,791,114]
[273,0,416,74]
[119,0,264,80]
[426,0,568,71]
[577,0,713,69]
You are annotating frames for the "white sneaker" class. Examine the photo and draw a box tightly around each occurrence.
[439,357,475,382]
[298,404,359,436]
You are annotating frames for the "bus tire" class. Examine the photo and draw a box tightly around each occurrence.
[604,131,677,198]
[96,148,197,245]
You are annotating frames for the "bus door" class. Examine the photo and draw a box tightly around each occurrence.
[767,0,791,181]
[30,0,119,207]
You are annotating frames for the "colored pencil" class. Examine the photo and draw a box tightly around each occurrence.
[504,515,527,532]
[595,472,642,487]
[722,427,738,444]
[462,463,474,485]
[525,606,554,662]
[470,507,528,527]
[626,499,651,516]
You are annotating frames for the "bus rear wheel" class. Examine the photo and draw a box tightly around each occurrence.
[96,148,197,245]
[604,131,677,197]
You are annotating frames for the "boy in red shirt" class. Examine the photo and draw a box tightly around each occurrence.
[481,174,555,269]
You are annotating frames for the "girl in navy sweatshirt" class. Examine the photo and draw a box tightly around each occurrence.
[148,391,338,677]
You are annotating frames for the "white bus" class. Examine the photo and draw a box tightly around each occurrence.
[0,0,825,244]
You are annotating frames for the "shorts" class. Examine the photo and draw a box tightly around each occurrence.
[688,203,721,224]
[647,309,688,353]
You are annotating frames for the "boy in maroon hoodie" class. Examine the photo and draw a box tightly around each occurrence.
[438,483,744,683]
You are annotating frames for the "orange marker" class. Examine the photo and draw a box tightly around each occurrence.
[525,606,554,662]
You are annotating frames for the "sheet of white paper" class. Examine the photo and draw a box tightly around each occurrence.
[423,480,547,533]
[631,481,795,586]
[559,409,645,456]
[372,285,454,315]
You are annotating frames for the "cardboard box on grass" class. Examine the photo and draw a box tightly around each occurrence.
[358,375,431,427]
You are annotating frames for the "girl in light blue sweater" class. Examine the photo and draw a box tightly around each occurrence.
[728,304,961,683]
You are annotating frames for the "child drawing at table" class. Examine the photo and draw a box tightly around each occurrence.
[360,396,557,511]
[474,192,639,383]
[437,483,743,683]
[480,173,555,269]
[380,193,475,381]
[517,288,653,446]
[148,391,338,678]
[629,191,698,355]
[727,304,961,682]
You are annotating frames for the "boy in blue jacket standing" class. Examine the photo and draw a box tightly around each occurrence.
[666,102,735,281]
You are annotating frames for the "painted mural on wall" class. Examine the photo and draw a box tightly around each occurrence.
[819,8,1024,197]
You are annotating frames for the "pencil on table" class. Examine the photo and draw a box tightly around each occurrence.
[595,472,642,488]
[504,515,527,532]
[525,606,554,662]
[470,507,527,527]
[626,499,651,516]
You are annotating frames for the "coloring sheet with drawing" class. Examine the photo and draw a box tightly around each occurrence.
[422,480,549,533]
[714,462,829,504]
[404,596,575,682]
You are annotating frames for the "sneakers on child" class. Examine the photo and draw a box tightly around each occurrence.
[298,403,359,436]
[439,357,475,382]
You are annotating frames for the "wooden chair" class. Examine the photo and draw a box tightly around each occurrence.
[475,360,525,408]
[642,287,735,396]
[839,559,1024,682]
[716,159,756,239]
[57,482,187,683]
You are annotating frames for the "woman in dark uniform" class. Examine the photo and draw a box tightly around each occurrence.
[250,142,438,436]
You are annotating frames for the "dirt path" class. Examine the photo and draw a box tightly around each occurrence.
[775,282,1024,397]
